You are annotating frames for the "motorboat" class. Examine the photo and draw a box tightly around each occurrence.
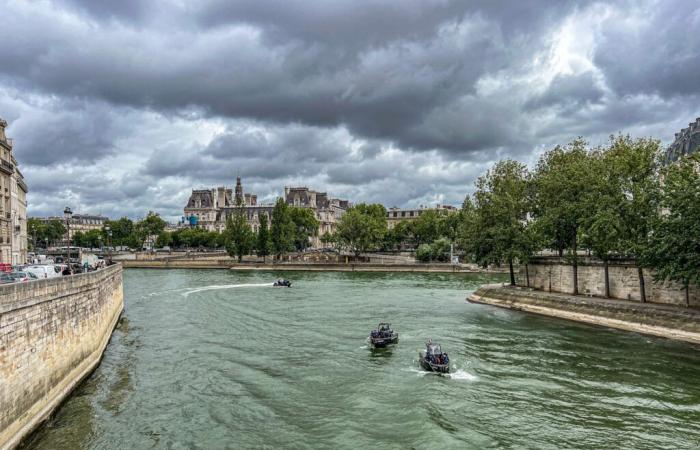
[418,340,450,373]
[369,323,398,348]
[273,279,292,287]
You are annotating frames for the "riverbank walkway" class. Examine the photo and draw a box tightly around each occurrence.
[469,284,700,345]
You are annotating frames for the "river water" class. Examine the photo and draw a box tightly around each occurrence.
[25,269,700,449]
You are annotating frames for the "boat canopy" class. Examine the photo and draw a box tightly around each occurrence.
[426,343,442,355]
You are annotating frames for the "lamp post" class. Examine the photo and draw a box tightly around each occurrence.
[64,207,73,275]
[107,227,113,264]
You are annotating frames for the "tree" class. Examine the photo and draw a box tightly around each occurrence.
[156,231,173,248]
[224,203,254,262]
[335,203,387,257]
[607,135,662,302]
[45,220,67,246]
[415,244,433,262]
[644,154,700,307]
[464,159,533,285]
[135,212,166,249]
[103,217,135,247]
[256,212,271,262]
[289,207,319,252]
[579,149,624,297]
[270,198,295,260]
[412,210,442,246]
[532,141,596,294]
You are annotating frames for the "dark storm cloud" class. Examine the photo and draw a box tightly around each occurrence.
[593,0,700,98]
[0,0,601,157]
[525,73,604,111]
[0,0,698,219]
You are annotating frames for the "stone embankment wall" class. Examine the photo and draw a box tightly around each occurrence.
[121,259,506,273]
[469,285,700,345]
[0,264,124,450]
[520,257,698,307]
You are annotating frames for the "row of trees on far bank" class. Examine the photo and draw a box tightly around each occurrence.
[221,199,320,262]
[459,135,699,305]
[27,212,168,250]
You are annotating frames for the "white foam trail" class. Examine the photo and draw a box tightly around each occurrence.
[448,370,477,381]
[182,283,273,297]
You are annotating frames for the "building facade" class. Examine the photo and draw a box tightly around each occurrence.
[35,214,108,244]
[185,177,273,234]
[284,186,349,237]
[0,118,28,265]
[665,117,700,164]
[386,204,457,229]
[184,179,350,244]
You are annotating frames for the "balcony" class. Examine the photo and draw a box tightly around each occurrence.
[0,158,13,175]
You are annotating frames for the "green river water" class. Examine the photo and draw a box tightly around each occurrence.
[25,269,700,449]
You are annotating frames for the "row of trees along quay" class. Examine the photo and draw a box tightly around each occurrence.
[459,135,699,306]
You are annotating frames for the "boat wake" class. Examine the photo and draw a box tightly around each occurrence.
[448,370,477,381]
[402,367,477,381]
[181,283,273,297]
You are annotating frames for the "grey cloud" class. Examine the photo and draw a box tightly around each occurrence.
[594,1,700,98]
[0,0,696,220]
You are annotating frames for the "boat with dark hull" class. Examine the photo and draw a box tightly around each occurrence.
[419,340,450,373]
[369,323,398,348]
[273,279,292,287]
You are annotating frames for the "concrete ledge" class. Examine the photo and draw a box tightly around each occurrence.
[469,285,700,346]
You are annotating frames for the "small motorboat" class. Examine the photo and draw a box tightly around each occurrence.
[369,323,398,348]
[419,340,450,373]
[273,279,292,287]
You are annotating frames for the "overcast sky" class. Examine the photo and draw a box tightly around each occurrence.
[1,0,698,221]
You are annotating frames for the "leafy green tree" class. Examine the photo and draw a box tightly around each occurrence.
[412,210,442,246]
[103,217,135,247]
[45,220,67,246]
[431,237,451,262]
[156,231,173,248]
[578,149,624,297]
[335,203,387,257]
[289,207,319,252]
[607,135,662,302]
[135,212,166,249]
[415,243,433,262]
[644,154,700,307]
[257,213,271,262]
[464,159,533,285]
[225,204,254,262]
[532,141,596,294]
[270,198,295,260]
[72,231,86,248]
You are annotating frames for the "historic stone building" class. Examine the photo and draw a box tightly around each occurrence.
[184,179,350,243]
[665,117,700,164]
[386,204,457,229]
[284,186,350,237]
[0,118,28,265]
[185,177,273,234]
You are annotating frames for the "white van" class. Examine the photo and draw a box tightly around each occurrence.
[25,265,62,279]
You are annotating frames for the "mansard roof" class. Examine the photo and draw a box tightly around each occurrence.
[665,117,700,164]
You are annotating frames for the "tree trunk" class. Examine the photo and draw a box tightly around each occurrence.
[603,259,610,298]
[572,236,578,295]
[508,257,515,286]
[685,284,690,308]
[525,263,530,288]
[637,266,646,303]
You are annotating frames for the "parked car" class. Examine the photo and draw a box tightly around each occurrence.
[0,273,15,284]
[25,265,62,279]
[10,271,39,282]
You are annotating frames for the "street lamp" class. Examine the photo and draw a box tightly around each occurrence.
[105,225,113,264]
[64,207,73,275]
